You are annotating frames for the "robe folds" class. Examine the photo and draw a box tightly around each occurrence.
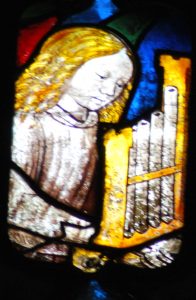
[8,107,99,244]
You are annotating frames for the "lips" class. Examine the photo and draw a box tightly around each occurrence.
[91,96,113,104]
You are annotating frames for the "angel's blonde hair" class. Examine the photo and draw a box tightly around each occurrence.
[16,26,134,122]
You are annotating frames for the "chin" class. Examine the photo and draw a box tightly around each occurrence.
[88,107,100,112]
[91,104,106,111]
[87,103,102,111]
[89,101,110,111]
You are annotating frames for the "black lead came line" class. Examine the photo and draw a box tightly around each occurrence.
[10,160,94,223]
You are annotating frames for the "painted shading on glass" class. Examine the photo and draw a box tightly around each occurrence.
[8,0,191,272]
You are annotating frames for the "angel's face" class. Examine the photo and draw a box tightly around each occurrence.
[67,48,134,111]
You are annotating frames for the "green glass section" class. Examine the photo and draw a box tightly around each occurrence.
[107,13,153,45]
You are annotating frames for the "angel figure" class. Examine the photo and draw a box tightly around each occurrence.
[8,26,134,261]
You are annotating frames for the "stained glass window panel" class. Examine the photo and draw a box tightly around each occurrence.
[7,0,192,274]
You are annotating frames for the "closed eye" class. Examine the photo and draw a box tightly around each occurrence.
[117,80,125,88]
[96,73,108,80]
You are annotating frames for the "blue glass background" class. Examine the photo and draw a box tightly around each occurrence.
[62,0,118,24]
[126,16,191,121]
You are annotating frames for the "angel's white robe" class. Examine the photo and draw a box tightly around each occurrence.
[8,106,98,244]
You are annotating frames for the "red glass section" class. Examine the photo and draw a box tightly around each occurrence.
[17,17,58,67]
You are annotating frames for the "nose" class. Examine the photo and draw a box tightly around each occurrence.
[100,82,116,97]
